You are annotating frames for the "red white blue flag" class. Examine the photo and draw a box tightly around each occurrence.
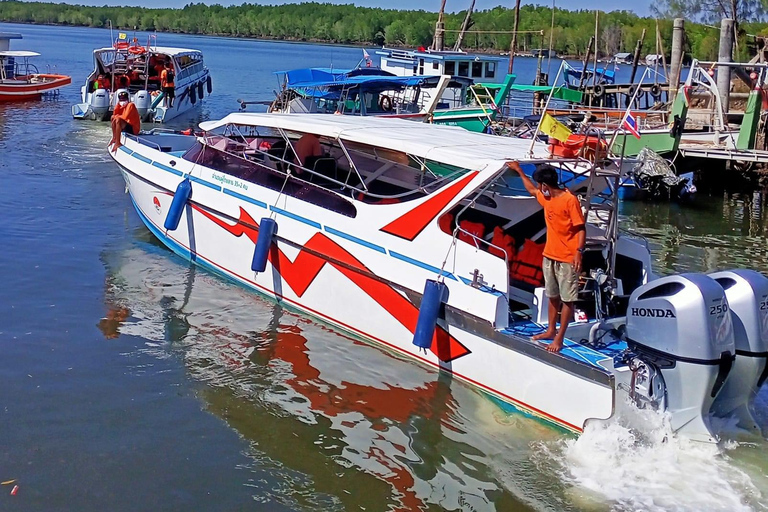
[623,112,641,139]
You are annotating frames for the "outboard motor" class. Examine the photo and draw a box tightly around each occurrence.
[624,274,736,443]
[90,88,110,120]
[133,90,152,121]
[709,269,768,433]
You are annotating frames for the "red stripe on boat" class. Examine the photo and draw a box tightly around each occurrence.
[191,204,471,362]
[379,170,479,240]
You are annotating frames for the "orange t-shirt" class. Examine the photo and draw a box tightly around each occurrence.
[114,102,141,134]
[535,189,585,263]
[161,68,174,88]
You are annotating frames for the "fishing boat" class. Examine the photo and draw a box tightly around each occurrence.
[110,113,767,443]
[263,67,452,119]
[0,33,71,101]
[72,35,211,123]
[376,47,505,83]
[258,66,515,133]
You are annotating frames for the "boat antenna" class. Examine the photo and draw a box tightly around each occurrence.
[527,60,566,158]
[108,19,113,46]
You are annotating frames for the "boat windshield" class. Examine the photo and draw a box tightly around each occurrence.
[185,123,479,208]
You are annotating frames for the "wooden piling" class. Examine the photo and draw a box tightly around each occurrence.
[669,18,684,100]
[718,18,735,117]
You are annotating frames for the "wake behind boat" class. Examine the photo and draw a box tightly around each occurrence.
[109,113,767,444]
[72,35,211,123]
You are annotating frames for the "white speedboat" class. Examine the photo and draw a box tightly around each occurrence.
[72,37,211,123]
[109,113,768,443]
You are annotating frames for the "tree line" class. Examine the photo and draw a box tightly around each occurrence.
[1,0,767,60]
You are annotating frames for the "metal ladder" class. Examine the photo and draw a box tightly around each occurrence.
[579,127,625,282]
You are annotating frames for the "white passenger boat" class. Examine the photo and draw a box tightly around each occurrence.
[109,113,768,443]
[72,37,211,123]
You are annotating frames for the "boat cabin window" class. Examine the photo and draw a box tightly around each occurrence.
[432,61,439,70]
[471,62,483,78]
[445,61,456,75]
[182,136,357,218]
[176,53,204,81]
[458,62,469,77]
[485,61,496,79]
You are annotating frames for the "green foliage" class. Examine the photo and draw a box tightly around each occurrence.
[0,0,766,59]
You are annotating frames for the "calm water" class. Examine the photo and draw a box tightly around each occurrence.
[1,22,767,512]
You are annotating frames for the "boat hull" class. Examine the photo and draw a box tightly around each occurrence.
[112,138,618,435]
[0,74,71,102]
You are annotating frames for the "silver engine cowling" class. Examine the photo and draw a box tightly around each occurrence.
[625,273,736,443]
[709,269,768,433]
[133,90,152,121]
[90,88,110,119]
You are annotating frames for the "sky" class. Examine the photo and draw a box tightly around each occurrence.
[43,0,654,17]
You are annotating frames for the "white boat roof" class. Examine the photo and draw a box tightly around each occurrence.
[0,51,40,57]
[94,46,202,57]
[200,113,551,171]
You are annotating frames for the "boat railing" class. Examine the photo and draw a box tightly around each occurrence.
[127,133,162,151]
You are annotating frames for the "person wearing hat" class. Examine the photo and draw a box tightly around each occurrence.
[109,91,141,152]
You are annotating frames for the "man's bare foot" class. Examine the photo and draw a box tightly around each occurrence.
[546,337,565,353]
[111,142,121,153]
[532,329,556,341]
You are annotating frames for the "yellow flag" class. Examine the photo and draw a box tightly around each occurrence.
[118,32,127,40]
[539,113,572,143]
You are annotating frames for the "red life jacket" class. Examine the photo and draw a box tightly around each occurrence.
[510,239,545,286]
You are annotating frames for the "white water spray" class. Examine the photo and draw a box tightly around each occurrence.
[535,400,766,511]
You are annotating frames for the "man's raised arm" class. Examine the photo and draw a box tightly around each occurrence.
[506,161,538,196]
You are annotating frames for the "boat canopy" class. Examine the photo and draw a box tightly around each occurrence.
[94,46,202,59]
[199,113,551,171]
[0,51,40,58]
[276,67,438,90]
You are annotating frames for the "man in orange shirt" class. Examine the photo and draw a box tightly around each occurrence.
[507,161,586,352]
[109,91,141,152]
[160,61,175,109]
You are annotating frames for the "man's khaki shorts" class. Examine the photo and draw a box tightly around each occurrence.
[542,256,579,303]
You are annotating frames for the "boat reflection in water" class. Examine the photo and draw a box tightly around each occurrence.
[98,239,561,511]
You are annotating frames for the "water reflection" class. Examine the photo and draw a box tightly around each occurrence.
[621,191,768,275]
[98,239,569,511]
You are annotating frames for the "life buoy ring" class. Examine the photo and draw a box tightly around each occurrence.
[650,84,662,100]
[189,86,197,105]
[206,75,212,95]
[593,84,605,99]
[128,45,146,55]
[197,82,204,99]
[379,95,393,112]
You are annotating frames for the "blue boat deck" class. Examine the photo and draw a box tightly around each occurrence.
[501,319,629,371]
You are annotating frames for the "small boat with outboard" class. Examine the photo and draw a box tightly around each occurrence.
[109,113,767,443]
[0,33,71,102]
[72,34,211,123]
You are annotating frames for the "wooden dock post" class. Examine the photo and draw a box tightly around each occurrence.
[669,18,685,100]
[718,18,735,117]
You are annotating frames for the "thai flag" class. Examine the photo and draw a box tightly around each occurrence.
[623,112,641,140]
[363,48,372,67]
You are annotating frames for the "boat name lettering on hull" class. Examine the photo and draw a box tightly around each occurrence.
[212,172,248,191]
[630,307,676,318]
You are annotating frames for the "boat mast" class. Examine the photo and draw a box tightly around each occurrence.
[453,0,476,51]
[508,0,522,73]
[432,0,447,51]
